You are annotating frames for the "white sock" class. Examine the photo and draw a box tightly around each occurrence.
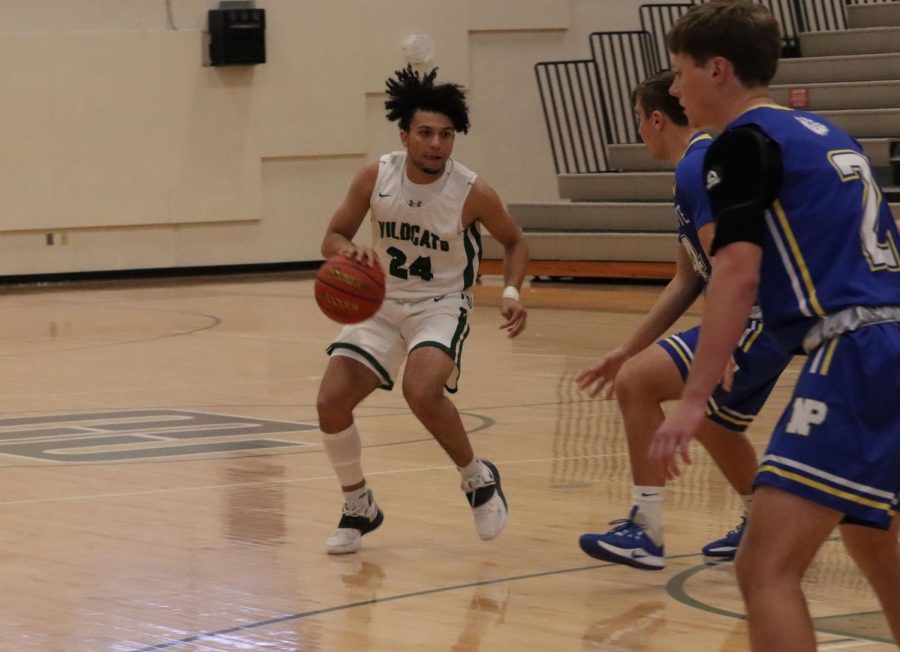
[459,458,484,483]
[322,424,364,488]
[343,487,372,513]
[633,485,665,544]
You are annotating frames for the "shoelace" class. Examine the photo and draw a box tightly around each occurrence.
[462,474,495,507]
[607,521,645,539]
[342,501,372,518]
[726,516,747,538]
[606,505,643,534]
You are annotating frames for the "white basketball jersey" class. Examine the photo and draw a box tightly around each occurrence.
[370,151,481,301]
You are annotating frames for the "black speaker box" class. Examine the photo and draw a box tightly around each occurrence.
[209,8,266,66]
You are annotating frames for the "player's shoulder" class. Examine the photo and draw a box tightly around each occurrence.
[462,175,498,212]
[348,159,382,196]
[447,157,478,184]
[706,124,777,171]
[675,134,711,189]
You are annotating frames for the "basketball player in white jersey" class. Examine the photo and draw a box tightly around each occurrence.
[316,66,529,554]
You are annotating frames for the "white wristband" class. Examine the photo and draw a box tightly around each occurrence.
[502,286,520,302]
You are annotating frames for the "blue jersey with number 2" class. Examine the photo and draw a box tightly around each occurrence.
[725,105,900,348]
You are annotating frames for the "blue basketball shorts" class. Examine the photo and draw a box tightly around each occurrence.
[658,319,792,432]
[756,322,900,529]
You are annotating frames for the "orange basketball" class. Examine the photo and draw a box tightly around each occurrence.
[315,255,386,324]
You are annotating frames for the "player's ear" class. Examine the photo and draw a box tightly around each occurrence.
[651,110,665,130]
[710,56,727,81]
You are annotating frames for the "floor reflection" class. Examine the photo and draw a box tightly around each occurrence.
[451,563,511,652]
[582,600,666,651]
[223,460,287,546]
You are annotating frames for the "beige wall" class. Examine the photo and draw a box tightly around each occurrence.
[0,0,644,275]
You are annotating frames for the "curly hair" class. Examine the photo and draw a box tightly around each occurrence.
[384,65,470,133]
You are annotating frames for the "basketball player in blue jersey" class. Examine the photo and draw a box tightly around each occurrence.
[577,70,792,570]
[316,66,529,555]
[652,2,900,649]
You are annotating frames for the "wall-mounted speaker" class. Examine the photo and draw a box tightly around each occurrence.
[208,7,266,66]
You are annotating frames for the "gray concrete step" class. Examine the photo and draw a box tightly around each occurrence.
[482,231,675,262]
[607,143,674,172]
[816,108,900,138]
[558,172,672,201]
[500,203,900,264]
[770,79,900,111]
[859,138,898,168]
[607,138,896,172]
[560,133,897,201]
[773,52,900,84]
[847,2,900,30]
[508,201,673,232]
[800,26,900,57]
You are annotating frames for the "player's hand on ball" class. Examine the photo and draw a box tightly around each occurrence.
[315,254,385,324]
[338,244,381,269]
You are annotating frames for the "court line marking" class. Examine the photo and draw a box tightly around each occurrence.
[0,451,628,507]
[666,559,894,646]
[126,553,893,652]
[0,304,223,358]
[820,641,886,649]
[124,554,700,652]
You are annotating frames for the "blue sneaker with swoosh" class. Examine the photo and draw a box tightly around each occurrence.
[579,506,664,570]
[702,514,746,559]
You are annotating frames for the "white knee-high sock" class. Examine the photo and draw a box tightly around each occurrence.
[322,424,364,488]
[634,485,665,545]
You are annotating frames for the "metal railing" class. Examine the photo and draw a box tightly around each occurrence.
[790,0,897,36]
[534,60,609,174]
[588,31,661,146]
[535,0,898,173]
[639,3,695,69]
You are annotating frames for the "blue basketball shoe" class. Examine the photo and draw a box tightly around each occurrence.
[579,506,665,570]
[702,515,746,559]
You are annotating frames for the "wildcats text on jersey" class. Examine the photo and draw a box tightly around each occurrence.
[377,220,451,252]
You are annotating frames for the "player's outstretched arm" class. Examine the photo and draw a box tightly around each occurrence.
[576,243,702,399]
[465,178,529,338]
[649,241,760,479]
[321,161,380,268]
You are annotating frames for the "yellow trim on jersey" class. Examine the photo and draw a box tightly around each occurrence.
[740,320,763,353]
[673,132,713,198]
[819,336,840,376]
[711,409,752,428]
[687,132,713,148]
[758,464,893,514]
[773,200,826,316]
[735,103,791,119]
[663,336,693,368]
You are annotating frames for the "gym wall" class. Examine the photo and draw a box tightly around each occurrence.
[0,0,643,275]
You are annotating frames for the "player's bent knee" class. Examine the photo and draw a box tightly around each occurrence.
[316,386,355,428]
[402,383,441,418]
[614,358,651,403]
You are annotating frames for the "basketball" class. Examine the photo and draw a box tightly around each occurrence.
[315,255,386,324]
